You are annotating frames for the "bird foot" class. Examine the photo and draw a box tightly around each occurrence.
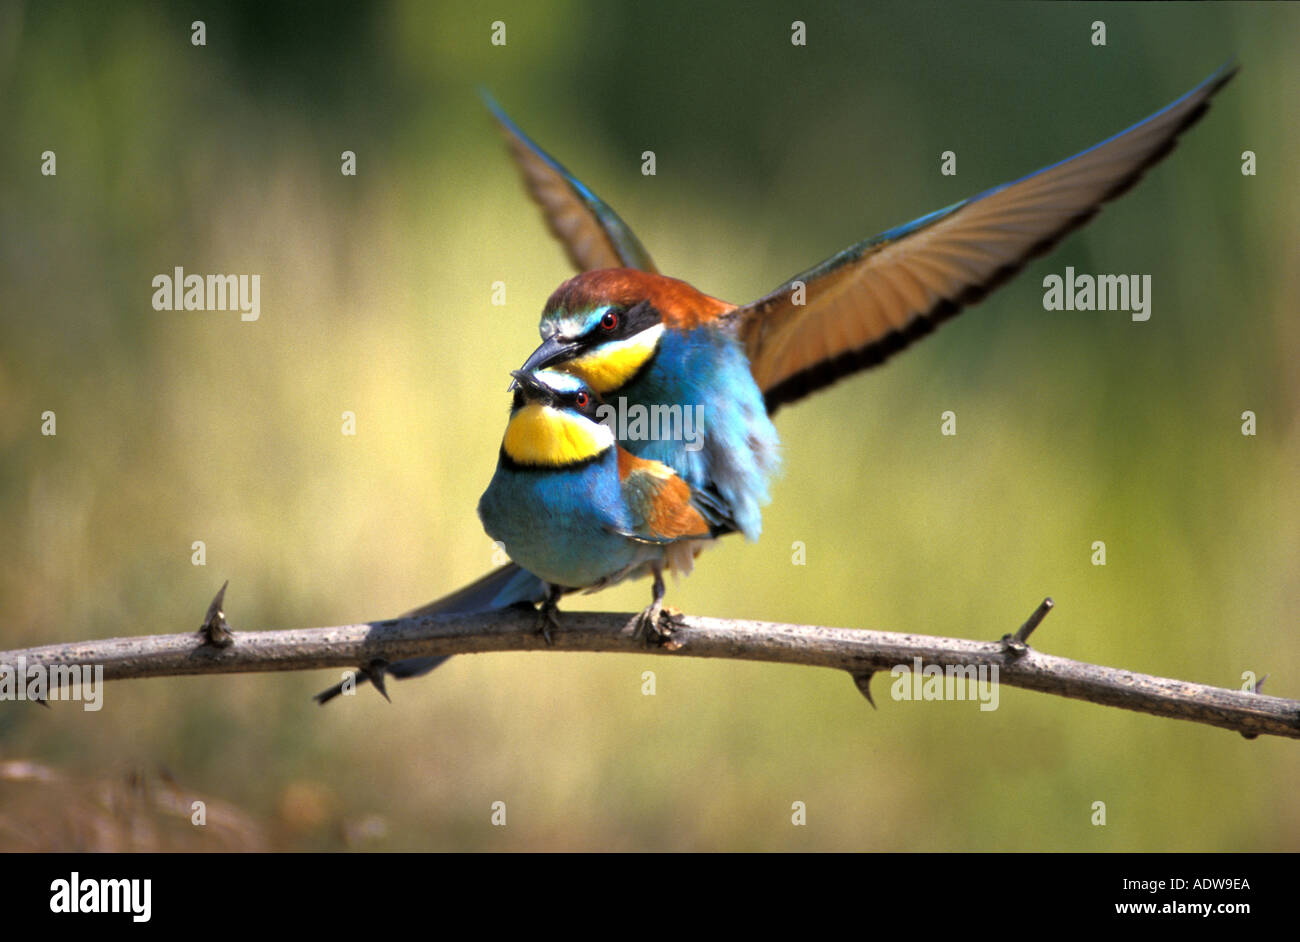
[632,599,668,645]
[535,598,562,646]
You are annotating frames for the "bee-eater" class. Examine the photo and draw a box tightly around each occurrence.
[478,368,723,634]
[498,65,1236,541]
[316,368,723,703]
[318,64,1235,703]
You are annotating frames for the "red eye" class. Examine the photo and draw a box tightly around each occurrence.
[575,391,589,407]
[600,311,618,330]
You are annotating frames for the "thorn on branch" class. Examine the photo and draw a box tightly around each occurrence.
[1241,673,1271,740]
[311,660,399,705]
[199,581,234,648]
[364,661,391,703]
[851,670,877,709]
[1001,597,1054,657]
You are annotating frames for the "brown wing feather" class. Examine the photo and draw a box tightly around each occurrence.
[487,97,658,273]
[617,450,712,541]
[503,130,628,271]
[733,65,1237,414]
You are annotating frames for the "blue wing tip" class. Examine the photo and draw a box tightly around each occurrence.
[477,88,559,167]
[478,86,509,121]
[1206,57,1240,89]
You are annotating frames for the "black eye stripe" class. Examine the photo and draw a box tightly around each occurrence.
[588,300,661,339]
[623,299,662,332]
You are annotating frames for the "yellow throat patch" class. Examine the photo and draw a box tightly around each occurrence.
[502,403,613,467]
[562,324,664,393]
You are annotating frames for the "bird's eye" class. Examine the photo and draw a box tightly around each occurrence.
[600,311,618,331]
[575,391,589,408]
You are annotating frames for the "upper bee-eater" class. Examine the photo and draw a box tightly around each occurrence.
[501,65,1235,542]
[318,64,1235,703]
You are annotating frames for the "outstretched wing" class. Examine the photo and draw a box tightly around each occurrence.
[732,64,1237,415]
[482,91,657,274]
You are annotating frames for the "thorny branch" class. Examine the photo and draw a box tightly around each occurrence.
[2,585,1296,740]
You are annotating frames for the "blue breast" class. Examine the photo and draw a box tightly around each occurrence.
[478,450,644,589]
[618,326,780,540]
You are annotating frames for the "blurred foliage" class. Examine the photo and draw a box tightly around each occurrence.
[0,0,1296,850]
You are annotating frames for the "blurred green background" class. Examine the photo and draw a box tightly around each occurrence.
[1,0,1296,851]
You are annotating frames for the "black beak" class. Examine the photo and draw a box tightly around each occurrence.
[509,369,554,403]
[507,334,581,390]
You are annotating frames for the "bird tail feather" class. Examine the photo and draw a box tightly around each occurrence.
[313,563,547,704]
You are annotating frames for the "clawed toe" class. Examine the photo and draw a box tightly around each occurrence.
[632,599,666,644]
[536,607,561,645]
[535,585,564,645]
[631,567,672,645]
